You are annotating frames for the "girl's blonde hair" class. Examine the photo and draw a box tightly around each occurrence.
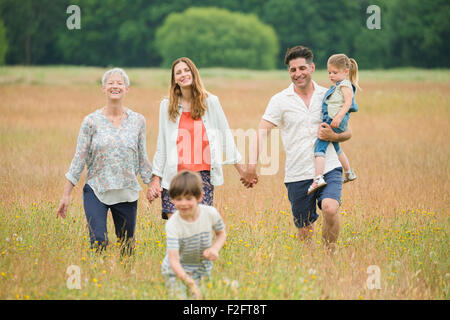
[328,54,361,90]
[168,57,208,122]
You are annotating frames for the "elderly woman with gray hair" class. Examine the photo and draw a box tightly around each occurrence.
[56,68,153,255]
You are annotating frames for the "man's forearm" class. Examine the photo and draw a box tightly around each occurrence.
[249,120,273,169]
[332,126,352,142]
[318,124,352,143]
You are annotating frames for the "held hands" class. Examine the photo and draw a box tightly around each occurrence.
[237,164,258,188]
[147,176,162,203]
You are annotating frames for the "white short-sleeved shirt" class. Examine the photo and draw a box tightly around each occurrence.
[262,81,341,183]
[161,204,225,277]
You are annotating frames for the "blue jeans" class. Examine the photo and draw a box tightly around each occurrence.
[314,113,350,157]
[82,184,137,254]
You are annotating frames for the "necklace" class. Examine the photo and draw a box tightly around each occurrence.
[103,107,126,125]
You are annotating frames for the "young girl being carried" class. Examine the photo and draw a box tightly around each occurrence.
[308,54,360,195]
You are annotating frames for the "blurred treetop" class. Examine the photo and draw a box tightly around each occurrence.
[0,0,448,69]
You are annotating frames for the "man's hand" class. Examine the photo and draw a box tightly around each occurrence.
[240,165,258,188]
[318,122,352,143]
[318,122,337,141]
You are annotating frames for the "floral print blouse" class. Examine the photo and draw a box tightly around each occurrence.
[66,108,153,194]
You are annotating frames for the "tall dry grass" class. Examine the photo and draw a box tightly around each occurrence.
[0,67,448,299]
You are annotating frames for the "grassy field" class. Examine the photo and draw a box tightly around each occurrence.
[0,66,448,300]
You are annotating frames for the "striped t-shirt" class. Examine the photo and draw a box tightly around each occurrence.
[161,204,225,278]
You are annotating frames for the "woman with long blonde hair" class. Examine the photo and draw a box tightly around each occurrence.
[148,57,252,219]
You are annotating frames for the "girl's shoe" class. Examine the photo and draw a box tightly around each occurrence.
[307,175,327,195]
[343,169,357,183]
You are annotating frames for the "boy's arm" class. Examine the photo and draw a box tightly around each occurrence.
[168,249,188,280]
[203,229,227,261]
[168,249,197,285]
[212,229,227,252]
[168,249,202,299]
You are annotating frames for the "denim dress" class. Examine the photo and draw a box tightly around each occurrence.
[314,81,358,157]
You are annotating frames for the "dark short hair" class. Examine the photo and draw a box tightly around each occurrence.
[168,170,203,199]
[284,46,314,65]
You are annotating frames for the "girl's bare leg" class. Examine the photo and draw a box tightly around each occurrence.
[338,151,351,172]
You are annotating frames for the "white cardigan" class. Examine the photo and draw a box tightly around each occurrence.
[152,94,242,189]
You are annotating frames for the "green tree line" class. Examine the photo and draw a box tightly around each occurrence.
[0,0,448,69]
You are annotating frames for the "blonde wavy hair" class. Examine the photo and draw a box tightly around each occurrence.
[168,57,208,122]
[327,54,361,91]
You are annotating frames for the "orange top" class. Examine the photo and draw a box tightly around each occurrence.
[177,112,211,172]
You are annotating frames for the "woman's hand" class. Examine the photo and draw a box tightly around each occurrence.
[56,180,74,219]
[234,163,257,188]
[240,165,259,188]
[147,176,162,203]
[56,195,70,219]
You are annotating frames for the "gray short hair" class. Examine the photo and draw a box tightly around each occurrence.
[102,68,130,87]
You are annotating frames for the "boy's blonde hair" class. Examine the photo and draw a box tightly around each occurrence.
[328,54,361,90]
[168,170,203,199]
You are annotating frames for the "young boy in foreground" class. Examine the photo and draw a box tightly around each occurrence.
[161,170,227,299]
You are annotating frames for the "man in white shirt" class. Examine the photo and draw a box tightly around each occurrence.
[243,46,352,251]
